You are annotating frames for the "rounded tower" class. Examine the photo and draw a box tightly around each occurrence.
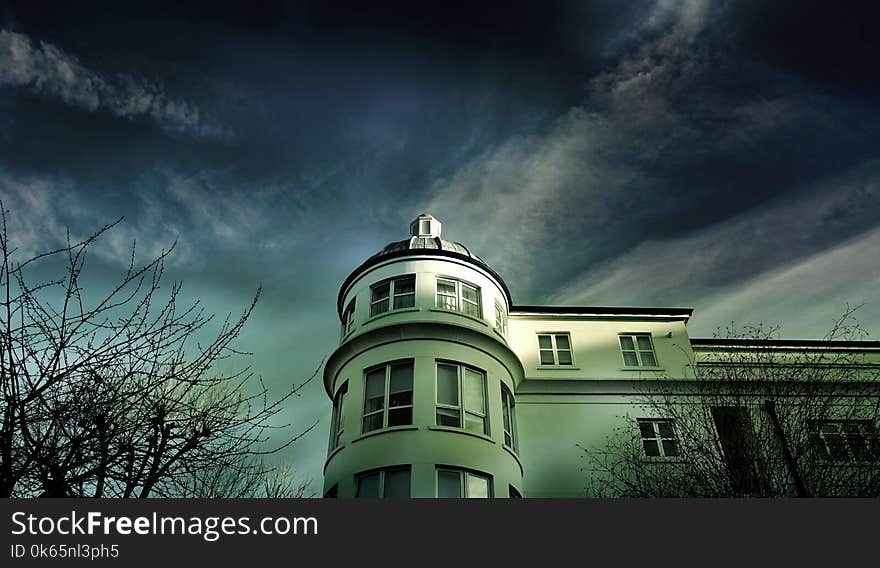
[323,214,524,498]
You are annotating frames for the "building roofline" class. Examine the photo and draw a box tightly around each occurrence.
[511,305,694,318]
[337,247,513,316]
[691,338,880,349]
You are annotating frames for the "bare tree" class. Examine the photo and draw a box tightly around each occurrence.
[583,307,880,497]
[0,207,316,497]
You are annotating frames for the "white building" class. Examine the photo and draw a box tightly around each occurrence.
[322,214,880,497]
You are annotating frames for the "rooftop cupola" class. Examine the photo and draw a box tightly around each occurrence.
[410,213,442,238]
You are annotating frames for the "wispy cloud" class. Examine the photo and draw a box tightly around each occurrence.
[548,160,880,327]
[0,30,230,140]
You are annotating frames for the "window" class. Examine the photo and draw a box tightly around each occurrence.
[501,383,517,451]
[537,333,573,366]
[620,334,658,367]
[355,467,411,498]
[370,275,416,317]
[436,467,492,498]
[436,362,487,435]
[362,361,414,433]
[813,420,880,462]
[329,381,348,451]
[638,418,679,457]
[436,277,482,319]
[341,298,356,336]
[494,301,507,336]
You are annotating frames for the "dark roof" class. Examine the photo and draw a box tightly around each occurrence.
[691,338,880,348]
[511,305,694,317]
[337,237,512,316]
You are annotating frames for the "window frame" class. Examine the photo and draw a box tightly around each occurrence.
[812,419,880,462]
[637,418,680,458]
[536,332,574,367]
[434,361,489,436]
[494,301,507,336]
[435,467,493,498]
[355,466,412,498]
[362,360,414,434]
[341,298,356,337]
[329,381,348,451]
[619,333,659,367]
[370,275,416,317]
[435,276,483,320]
[501,383,517,451]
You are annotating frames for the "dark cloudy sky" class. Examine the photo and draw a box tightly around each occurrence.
[2,0,879,489]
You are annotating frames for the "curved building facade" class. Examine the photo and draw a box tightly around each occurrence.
[323,214,524,498]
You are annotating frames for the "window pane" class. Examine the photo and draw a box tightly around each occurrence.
[437,280,456,294]
[437,364,459,406]
[388,407,412,426]
[639,421,655,438]
[636,335,653,351]
[538,335,553,349]
[384,469,411,498]
[394,277,415,295]
[463,368,485,414]
[622,351,639,366]
[437,295,457,310]
[619,336,635,350]
[466,473,490,498]
[539,350,555,365]
[370,299,389,316]
[642,440,660,456]
[372,283,390,301]
[555,334,571,350]
[393,293,415,309]
[389,363,414,407]
[461,284,479,302]
[465,413,486,434]
[437,470,462,498]
[640,351,658,367]
[463,300,481,318]
[364,369,386,413]
[356,473,380,498]
[362,414,382,432]
[502,398,511,432]
[436,408,461,427]
[504,432,512,446]
[658,421,675,438]
[662,439,679,457]
[557,350,573,365]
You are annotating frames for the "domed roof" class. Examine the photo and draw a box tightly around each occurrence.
[367,235,491,268]
[337,214,511,315]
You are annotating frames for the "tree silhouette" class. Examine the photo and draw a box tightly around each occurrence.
[583,307,880,497]
[0,207,315,497]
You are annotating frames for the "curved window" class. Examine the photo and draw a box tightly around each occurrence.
[356,466,411,498]
[370,275,416,316]
[329,381,348,451]
[501,383,517,451]
[341,298,356,337]
[436,467,492,498]
[436,362,487,435]
[436,277,482,319]
[362,361,414,433]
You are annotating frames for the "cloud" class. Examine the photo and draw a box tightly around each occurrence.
[417,0,876,333]
[547,160,880,324]
[0,30,230,140]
